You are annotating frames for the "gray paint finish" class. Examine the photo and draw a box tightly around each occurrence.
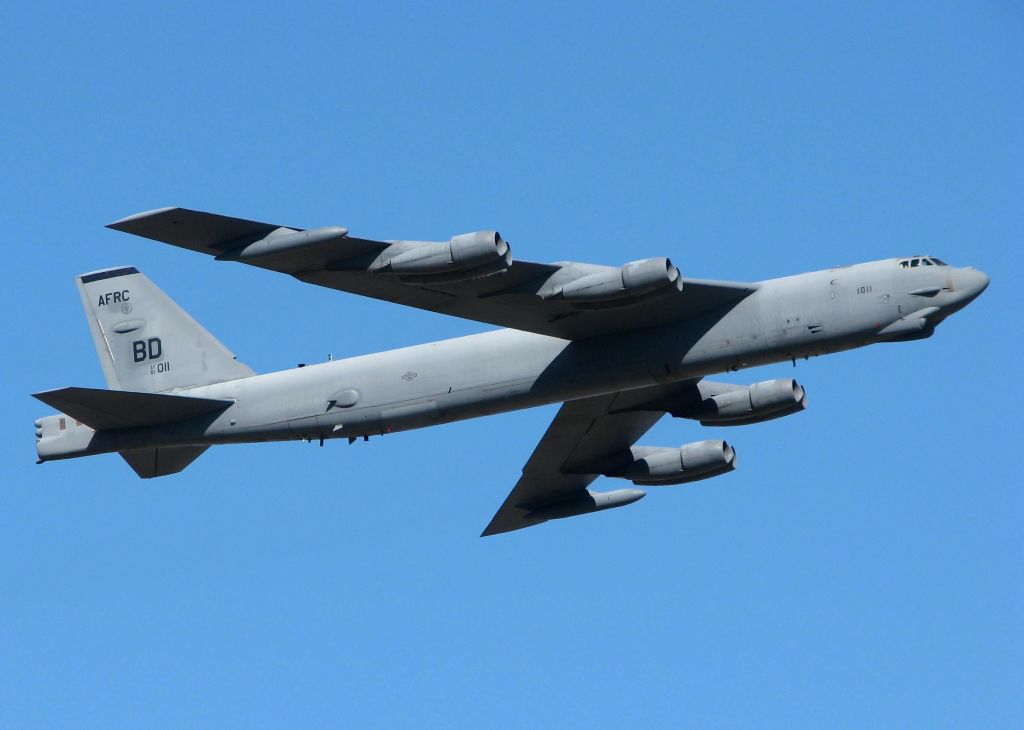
[34,210,990,535]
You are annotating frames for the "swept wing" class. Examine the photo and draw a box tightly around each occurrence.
[482,381,700,535]
[109,207,756,340]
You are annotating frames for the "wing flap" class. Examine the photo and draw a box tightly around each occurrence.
[32,386,233,430]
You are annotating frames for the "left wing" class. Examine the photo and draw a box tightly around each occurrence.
[108,207,757,340]
[482,381,695,536]
[33,386,233,430]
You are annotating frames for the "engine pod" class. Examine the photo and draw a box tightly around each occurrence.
[686,379,807,426]
[374,231,511,283]
[550,257,682,305]
[617,440,737,486]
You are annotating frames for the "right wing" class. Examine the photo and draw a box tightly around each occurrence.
[108,207,757,340]
[482,381,697,536]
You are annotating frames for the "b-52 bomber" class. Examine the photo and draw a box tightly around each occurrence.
[33,208,989,535]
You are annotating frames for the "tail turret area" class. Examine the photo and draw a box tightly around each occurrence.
[76,267,254,392]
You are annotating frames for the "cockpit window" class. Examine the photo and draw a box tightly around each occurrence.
[899,256,949,268]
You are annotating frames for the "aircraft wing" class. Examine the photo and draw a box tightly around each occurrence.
[108,207,757,340]
[482,381,696,536]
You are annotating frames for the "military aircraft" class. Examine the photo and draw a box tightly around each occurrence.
[33,208,989,535]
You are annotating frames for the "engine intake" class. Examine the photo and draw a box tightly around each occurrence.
[374,231,511,282]
[549,257,682,304]
[679,379,807,426]
[614,440,737,486]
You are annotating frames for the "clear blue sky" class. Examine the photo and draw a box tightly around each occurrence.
[3,2,1021,727]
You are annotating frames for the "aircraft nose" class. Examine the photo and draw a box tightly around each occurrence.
[963,267,990,298]
[950,266,989,307]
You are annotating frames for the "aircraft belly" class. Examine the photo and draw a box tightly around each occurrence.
[381,400,440,431]
[286,415,323,437]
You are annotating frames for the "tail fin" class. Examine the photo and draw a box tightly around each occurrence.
[76,267,254,392]
[120,446,209,478]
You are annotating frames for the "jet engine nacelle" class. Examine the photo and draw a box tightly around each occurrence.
[377,231,511,282]
[551,257,682,304]
[680,378,807,426]
[616,440,737,486]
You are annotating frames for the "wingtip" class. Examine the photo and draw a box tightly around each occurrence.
[480,522,510,538]
[31,387,68,407]
[480,517,537,537]
[106,206,179,230]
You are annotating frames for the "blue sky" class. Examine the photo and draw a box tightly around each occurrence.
[2,2,1021,727]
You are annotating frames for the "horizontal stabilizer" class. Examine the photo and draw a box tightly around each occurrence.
[32,386,233,430]
[120,445,209,478]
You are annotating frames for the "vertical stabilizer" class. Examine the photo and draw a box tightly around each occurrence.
[119,446,209,478]
[76,267,254,392]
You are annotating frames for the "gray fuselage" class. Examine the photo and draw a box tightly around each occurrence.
[37,257,988,461]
